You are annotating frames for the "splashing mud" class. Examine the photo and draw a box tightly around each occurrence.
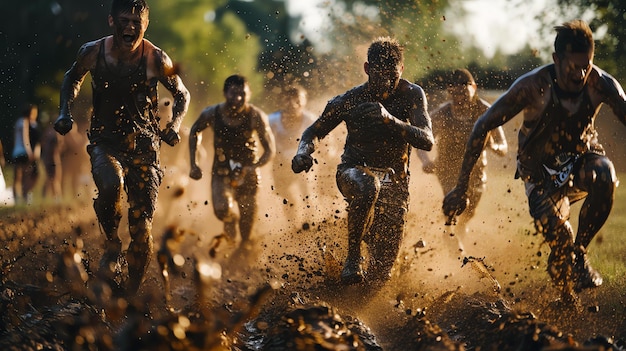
[0,121,625,349]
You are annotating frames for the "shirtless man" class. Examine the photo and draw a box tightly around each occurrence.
[292,37,434,286]
[54,0,190,294]
[443,20,626,296]
[419,69,507,254]
[189,74,275,247]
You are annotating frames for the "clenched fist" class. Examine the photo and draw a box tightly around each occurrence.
[292,153,314,173]
[442,186,469,225]
[161,128,181,146]
[54,115,74,135]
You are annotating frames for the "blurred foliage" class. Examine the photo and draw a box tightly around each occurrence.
[552,0,626,83]
[1,0,623,158]
[0,0,109,150]
[308,0,462,92]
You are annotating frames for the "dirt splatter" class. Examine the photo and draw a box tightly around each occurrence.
[0,195,624,350]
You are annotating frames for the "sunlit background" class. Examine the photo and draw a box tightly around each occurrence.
[0,0,622,153]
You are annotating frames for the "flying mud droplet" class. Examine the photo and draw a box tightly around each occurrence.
[462,256,502,294]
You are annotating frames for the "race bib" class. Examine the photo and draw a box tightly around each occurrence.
[368,167,395,185]
[542,153,577,189]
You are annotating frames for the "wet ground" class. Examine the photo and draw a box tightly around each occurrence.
[0,195,624,350]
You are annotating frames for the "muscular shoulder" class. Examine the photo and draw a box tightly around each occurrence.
[494,64,553,111]
[397,79,426,97]
[248,104,267,117]
[247,104,270,125]
[75,38,104,69]
[587,65,625,98]
[194,104,219,126]
[143,39,177,78]
[508,64,552,94]
[327,83,367,109]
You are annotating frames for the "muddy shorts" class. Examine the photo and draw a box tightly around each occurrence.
[524,156,588,231]
[88,143,163,219]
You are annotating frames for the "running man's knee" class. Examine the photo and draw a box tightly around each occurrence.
[214,203,238,223]
[578,154,617,191]
[337,167,380,200]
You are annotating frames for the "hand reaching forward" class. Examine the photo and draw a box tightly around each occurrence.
[442,186,469,225]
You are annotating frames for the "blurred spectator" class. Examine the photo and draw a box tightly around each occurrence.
[0,140,15,206]
[12,103,41,205]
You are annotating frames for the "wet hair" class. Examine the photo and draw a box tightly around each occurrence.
[554,19,594,58]
[448,68,475,86]
[367,37,404,67]
[110,0,149,17]
[223,74,248,93]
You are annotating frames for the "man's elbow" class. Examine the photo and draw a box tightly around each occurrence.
[423,140,434,152]
[422,131,435,151]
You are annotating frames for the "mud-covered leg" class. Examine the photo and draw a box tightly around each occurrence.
[89,146,124,284]
[542,221,576,295]
[364,205,406,289]
[337,167,380,285]
[529,185,577,296]
[572,154,615,291]
[212,175,240,243]
[125,160,161,294]
[126,216,153,294]
[237,170,260,246]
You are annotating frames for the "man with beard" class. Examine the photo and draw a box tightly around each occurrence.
[189,75,275,249]
[419,69,508,254]
[54,0,190,294]
[443,20,626,298]
[292,37,434,287]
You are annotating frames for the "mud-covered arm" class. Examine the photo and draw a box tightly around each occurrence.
[253,110,276,168]
[55,41,97,135]
[395,85,434,151]
[455,90,523,192]
[188,107,214,180]
[365,84,434,151]
[486,126,508,156]
[292,102,342,173]
[596,68,626,127]
[156,49,190,146]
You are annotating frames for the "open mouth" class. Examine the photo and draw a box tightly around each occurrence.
[122,34,135,43]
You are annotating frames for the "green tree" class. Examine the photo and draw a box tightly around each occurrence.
[295,0,464,92]
[128,0,265,118]
[211,0,319,106]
